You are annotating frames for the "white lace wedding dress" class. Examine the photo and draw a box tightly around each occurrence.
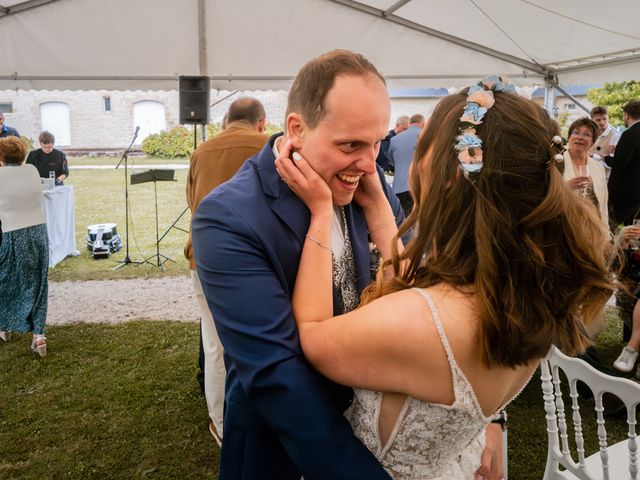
[346,288,526,480]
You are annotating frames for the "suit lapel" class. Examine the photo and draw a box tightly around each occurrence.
[256,134,310,245]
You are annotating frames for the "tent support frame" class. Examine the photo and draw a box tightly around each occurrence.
[327,0,546,75]
[198,0,208,76]
[0,0,61,18]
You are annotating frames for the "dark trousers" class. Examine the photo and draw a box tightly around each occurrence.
[396,191,414,218]
[197,320,205,394]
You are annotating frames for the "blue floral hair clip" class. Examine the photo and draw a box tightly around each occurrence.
[455,75,516,180]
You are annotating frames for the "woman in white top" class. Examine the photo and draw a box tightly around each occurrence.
[0,136,49,356]
[276,78,614,479]
[563,117,609,228]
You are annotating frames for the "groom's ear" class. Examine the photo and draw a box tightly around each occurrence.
[286,113,306,150]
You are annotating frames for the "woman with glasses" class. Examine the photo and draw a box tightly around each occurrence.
[563,117,609,227]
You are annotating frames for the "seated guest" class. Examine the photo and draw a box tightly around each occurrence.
[613,220,640,376]
[26,131,69,185]
[0,137,49,356]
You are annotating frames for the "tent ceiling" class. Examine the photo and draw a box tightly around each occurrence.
[0,0,638,90]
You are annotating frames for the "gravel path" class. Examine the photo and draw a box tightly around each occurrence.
[48,276,199,325]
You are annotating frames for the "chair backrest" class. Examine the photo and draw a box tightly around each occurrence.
[541,346,640,479]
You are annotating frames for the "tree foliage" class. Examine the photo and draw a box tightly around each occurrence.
[587,81,640,127]
[141,123,282,158]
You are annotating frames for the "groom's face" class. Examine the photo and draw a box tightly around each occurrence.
[292,74,390,206]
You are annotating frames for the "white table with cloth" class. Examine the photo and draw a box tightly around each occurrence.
[42,185,80,267]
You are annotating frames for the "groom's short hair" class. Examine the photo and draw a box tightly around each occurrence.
[285,49,386,129]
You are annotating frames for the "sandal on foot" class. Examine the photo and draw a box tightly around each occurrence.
[31,335,47,357]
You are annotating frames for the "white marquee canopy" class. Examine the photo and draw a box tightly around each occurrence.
[1,0,639,93]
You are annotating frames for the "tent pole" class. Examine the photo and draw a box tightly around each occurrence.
[198,0,208,76]
[0,0,62,18]
[553,50,640,74]
[327,0,545,75]
[550,81,593,115]
[543,75,556,118]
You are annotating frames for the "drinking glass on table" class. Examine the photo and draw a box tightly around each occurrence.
[574,164,590,197]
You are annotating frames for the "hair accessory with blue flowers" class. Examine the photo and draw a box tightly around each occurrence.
[455,75,516,180]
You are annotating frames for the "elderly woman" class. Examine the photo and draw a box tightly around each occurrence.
[563,117,609,227]
[0,137,49,356]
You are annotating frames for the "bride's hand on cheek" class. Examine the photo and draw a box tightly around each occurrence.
[275,140,332,216]
[354,171,386,212]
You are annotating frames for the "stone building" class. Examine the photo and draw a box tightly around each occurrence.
[0,87,448,153]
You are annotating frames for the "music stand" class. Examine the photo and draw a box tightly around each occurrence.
[131,169,177,270]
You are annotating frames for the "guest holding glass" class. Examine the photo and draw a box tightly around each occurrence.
[612,218,640,375]
[0,137,49,356]
[563,118,609,227]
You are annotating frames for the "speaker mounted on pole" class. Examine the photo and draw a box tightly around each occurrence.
[179,75,210,125]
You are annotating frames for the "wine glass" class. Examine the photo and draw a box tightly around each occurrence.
[574,164,590,197]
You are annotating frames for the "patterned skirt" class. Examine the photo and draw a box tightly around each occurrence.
[0,224,49,334]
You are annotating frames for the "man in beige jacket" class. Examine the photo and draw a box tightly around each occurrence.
[185,97,268,445]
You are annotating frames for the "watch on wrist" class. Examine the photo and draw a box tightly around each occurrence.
[491,410,508,431]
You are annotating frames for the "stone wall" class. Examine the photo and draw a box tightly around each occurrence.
[0,88,444,151]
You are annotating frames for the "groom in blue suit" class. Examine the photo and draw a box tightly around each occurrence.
[192,50,402,479]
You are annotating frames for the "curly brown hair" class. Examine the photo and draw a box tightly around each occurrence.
[0,136,28,165]
[362,90,614,367]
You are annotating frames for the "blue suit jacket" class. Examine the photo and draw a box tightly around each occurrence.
[388,125,421,194]
[375,129,396,172]
[192,134,403,479]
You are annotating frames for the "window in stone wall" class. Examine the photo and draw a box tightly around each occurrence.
[104,96,111,112]
[40,102,71,146]
[0,103,13,114]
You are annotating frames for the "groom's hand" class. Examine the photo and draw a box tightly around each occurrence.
[475,423,503,480]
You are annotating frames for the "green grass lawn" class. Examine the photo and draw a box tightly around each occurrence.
[0,321,218,479]
[49,166,192,282]
[0,316,632,479]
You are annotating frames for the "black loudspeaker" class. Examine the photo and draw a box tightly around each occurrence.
[179,75,210,124]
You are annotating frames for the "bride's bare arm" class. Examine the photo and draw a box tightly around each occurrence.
[276,143,431,396]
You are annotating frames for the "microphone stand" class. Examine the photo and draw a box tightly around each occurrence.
[113,127,143,270]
